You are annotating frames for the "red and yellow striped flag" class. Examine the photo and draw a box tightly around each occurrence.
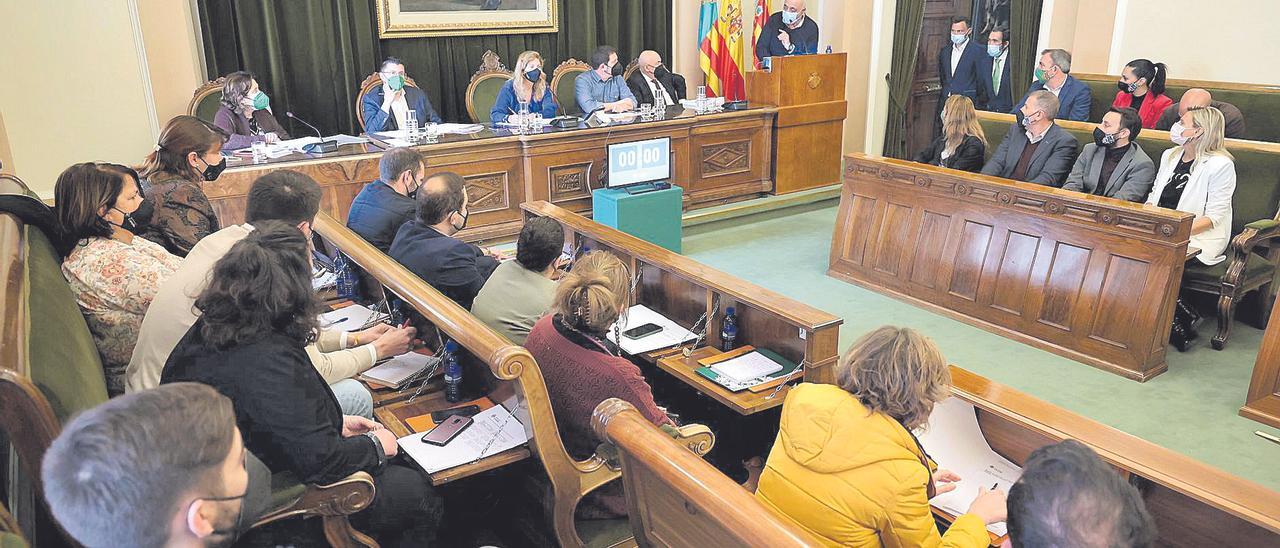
[752,0,770,69]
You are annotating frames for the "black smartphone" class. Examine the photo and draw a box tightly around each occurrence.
[421,415,473,446]
[431,404,481,423]
[622,322,663,339]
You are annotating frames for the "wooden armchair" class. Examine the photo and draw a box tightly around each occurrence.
[621,58,640,82]
[465,50,512,124]
[187,76,227,121]
[550,58,591,116]
[592,399,822,547]
[0,174,375,547]
[355,72,422,130]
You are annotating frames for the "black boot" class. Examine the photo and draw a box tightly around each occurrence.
[1170,320,1193,352]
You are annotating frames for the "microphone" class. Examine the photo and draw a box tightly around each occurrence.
[285,111,338,154]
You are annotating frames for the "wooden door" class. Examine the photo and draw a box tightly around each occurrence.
[905,0,973,159]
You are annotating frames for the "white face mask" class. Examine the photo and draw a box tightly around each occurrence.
[1169,121,1194,146]
[781,10,800,25]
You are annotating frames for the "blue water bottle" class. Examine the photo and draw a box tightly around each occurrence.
[334,252,358,301]
[443,341,463,403]
[720,307,738,351]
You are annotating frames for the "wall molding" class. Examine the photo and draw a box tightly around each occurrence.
[126,0,161,139]
[1105,0,1129,74]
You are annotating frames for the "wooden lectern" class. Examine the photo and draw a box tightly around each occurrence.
[746,53,848,194]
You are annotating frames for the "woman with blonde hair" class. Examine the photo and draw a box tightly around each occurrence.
[756,326,1006,547]
[914,95,987,173]
[490,50,560,123]
[1146,106,1236,350]
[524,250,673,518]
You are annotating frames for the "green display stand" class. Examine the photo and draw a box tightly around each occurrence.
[592,185,683,253]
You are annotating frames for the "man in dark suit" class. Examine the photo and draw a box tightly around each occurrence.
[1155,88,1247,139]
[1013,49,1092,121]
[1062,107,1155,202]
[755,0,819,61]
[939,16,986,103]
[982,90,1080,187]
[977,27,1013,113]
[361,57,443,134]
[626,50,687,107]
[388,172,501,309]
[347,147,424,252]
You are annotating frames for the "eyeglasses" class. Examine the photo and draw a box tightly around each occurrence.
[380,70,405,77]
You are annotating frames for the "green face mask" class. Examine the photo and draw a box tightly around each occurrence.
[251,91,270,110]
[1034,67,1049,83]
[387,74,405,91]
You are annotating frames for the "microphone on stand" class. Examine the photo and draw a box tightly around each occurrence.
[286,111,338,154]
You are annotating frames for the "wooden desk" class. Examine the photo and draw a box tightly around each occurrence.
[1241,294,1280,429]
[522,201,842,414]
[950,366,1280,545]
[207,107,775,244]
[829,154,1195,381]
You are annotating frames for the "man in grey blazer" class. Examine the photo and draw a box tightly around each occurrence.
[981,90,1080,187]
[1062,107,1155,202]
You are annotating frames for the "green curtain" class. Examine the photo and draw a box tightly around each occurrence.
[1008,0,1043,108]
[882,0,925,160]
[197,0,673,135]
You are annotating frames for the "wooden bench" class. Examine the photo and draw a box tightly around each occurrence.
[521,200,844,415]
[947,365,1280,545]
[1073,72,1280,143]
[0,175,375,547]
[976,111,1280,350]
[311,212,715,547]
[591,399,823,547]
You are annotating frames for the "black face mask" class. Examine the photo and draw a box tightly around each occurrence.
[654,64,671,79]
[1117,80,1139,93]
[525,68,542,82]
[610,62,625,77]
[109,207,138,232]
[1093,126,1121,148]
[196,155,228,182]
[452,209,469,232]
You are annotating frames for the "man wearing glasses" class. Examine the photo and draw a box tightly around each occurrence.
[362,56,443,134]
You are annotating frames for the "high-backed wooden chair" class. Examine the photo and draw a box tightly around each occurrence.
[187,76,227,121]
[355,73,422,130]
[0,174,377,548]
[0,500,26,548]
[621,58,640,83]
[550,58,591,116]
[592,399,823,547]
[465,50,512,124]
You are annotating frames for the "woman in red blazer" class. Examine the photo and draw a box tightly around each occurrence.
[1113,59,1172,128]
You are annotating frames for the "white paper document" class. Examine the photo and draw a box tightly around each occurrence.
[680,97,726,109]
[328,134,369,145]
[318,305,388,330]
[312,267,337,291]
[434,123,485,134]
[606,304,697,355]
[358,352,435,388]
[916,397,1021,537]
[710,351,783,384]
[398,404,528,473]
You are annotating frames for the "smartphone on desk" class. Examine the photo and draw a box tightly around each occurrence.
[622,322,663,340]
[421,414,473,446]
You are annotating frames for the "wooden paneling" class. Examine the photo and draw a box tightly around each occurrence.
[1241,292,1280,429]
[951,366,1280,545]
[744,53,847,195]
[205,109,776,244]
[829,154,1194,381]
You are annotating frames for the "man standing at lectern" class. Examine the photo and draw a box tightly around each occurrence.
[755,0,820,63]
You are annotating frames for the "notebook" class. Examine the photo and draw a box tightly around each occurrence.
[318,304,388,330]
[358,352,436,389]
[710,350,783,383]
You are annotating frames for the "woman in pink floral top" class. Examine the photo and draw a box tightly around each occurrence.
[56,163,182,396]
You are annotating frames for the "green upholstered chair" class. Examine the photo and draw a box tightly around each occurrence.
[188,77,227,122]
[465,50,513,124]
[0,175,377,547]
[1074,72,1280,143]
[551,58,591,117]
[975,111,1280,350]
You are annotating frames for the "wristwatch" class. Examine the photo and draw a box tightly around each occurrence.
[363,431,388,469]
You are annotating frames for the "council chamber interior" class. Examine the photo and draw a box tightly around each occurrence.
[1,0,1279,547]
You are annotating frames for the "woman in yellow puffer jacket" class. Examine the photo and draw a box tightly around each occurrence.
[755,326,1007,547]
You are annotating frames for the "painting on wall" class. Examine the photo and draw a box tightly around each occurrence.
[376,0,558,38]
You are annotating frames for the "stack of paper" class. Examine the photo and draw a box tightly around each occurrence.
[709,351,783,384]
[318,304,388,330]
[398,404,528,473]
[916,397,1021,537]
[311,266,337,291]
[606,304,696,355]
[358,352,436,389]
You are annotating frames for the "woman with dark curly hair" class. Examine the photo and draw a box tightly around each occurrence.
[160,220,441,545]
[212,71,290,151]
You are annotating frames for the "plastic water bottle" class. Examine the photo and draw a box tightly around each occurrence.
[334,252,358,300]
[720,307,738,351]
[825,45,833,54]
[443,341,463,403]
[405,110,418,142]
[696,85,707,113]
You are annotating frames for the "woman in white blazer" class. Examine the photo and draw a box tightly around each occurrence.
[1145,106,1236,266]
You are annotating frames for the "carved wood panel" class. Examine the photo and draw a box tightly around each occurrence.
[463,172,510,214]
[700,141,751,177]
[547,162,594,204]
[830,155,1193,381]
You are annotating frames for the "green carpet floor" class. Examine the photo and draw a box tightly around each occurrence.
[682,201,1280,491]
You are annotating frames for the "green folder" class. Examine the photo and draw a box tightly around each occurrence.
[695,348,799,392]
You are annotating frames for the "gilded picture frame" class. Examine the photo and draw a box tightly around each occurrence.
[376,0,559,38]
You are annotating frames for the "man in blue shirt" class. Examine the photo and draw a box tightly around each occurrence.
[575,45,637,114]
[346,147,424,252]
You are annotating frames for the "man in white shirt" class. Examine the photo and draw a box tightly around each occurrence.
[625,50,687,109]
[938,16,985,103]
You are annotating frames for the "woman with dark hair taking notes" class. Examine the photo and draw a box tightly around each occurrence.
[212,71,290,151]
[913,95,987,173]
[137,115,227,256]
[57,163,182,396]
[1113,59,1172,129]
[160,221,441,545]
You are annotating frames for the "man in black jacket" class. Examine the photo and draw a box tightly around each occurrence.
[389,171,501,309]
[626,50,687,107]
[347,147,424,252]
